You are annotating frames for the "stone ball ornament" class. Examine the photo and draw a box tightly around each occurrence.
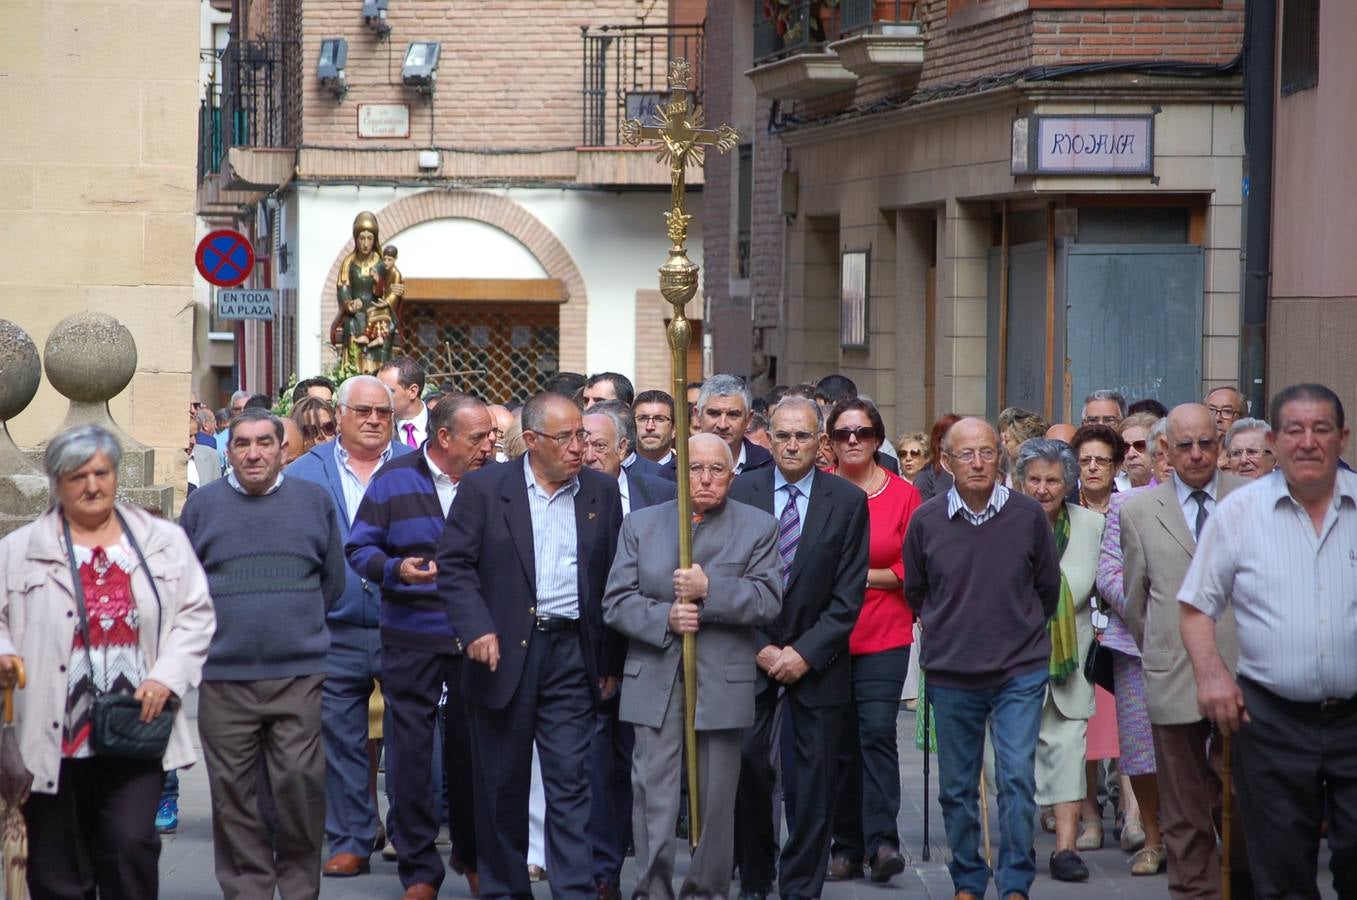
[0,319,41,421]
[43,312,138,403]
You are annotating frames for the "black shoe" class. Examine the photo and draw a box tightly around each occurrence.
[869,846,907,883]
[1049,849,1090,882]
[595,878,622,900]
[737,892,767,900]
[825,854,863,881]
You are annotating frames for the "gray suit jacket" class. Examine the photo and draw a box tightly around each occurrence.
[602,498,782,731]
[1120,474,1245,725]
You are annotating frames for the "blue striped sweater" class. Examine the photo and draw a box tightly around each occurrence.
[345,451,462,653]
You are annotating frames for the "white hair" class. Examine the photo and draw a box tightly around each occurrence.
[336,374,394,408]
[689,433,734,467]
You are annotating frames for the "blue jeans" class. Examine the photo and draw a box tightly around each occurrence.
[929,667,1046,898]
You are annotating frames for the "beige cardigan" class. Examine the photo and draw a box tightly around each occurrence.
[0,504,216,794]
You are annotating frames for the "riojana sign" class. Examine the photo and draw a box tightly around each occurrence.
[1011,114,1154,176]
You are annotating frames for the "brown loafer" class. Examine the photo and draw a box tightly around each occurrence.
[954,893,980,900]
[322,852,370,877]
[467,871,481,897]
[402,885,437,900]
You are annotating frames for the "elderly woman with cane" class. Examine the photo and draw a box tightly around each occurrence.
[1013,438,1105,883]
[0,424,215,898]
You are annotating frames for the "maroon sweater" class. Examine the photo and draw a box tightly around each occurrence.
[903,490,1061,689]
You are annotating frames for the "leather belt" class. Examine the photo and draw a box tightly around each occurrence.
[534,615,578,633]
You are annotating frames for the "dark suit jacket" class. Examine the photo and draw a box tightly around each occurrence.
[624,469,676,512]
[663,436,773,478]
[435,456,624,710]
[625,453,673,483]
[728,466,869,707]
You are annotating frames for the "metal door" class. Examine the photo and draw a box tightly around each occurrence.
[1063,245,1204,420]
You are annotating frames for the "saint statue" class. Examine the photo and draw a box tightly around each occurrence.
[330,211,405,373]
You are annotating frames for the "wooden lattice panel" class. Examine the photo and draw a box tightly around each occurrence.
[402,302,560,404]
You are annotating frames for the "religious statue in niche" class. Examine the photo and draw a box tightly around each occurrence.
[330,211,405,373]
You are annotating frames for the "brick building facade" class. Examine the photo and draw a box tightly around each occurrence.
[704,0,1248,436]
[198,0,710,402]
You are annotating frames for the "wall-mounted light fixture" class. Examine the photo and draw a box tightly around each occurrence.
[402,41,441,96]
[362,0,391,38]
[317,38,348,100]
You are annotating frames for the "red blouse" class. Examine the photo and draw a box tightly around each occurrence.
[846,470,922,655]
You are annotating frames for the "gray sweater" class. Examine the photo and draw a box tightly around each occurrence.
[181,477,346,680]
[903,490,1061,689]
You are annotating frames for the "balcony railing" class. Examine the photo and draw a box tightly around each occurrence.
[581,23,704,147]
[840,0,919,33]
[197,39,299,182]
[754,0,842,64]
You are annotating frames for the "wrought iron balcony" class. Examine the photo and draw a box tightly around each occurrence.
[749,0,856,100]
[581,23,704,148]
[831,0,925,77]
[197,39,300,183]
[839,0,920,34]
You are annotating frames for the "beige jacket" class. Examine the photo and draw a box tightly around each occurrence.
[0,504,216,794]
[1121,475,1244,725]
[1047,503,1104,721]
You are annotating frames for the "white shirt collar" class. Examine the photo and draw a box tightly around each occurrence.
[523,451,579,499]
[773,465,815,496]
[1173,471,1220,505]
[400,403,428,431]
[226,469,284,495]
[735,441,748,473]
[424,447,453,484]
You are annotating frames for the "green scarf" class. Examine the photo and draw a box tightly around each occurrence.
[1047,505,1080,685]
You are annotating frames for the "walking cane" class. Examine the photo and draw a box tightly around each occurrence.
[979,771,993,870]
[921,681,931,862]
[1221,729,1232,900]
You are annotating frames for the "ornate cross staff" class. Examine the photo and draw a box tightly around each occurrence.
[622,58,737,849]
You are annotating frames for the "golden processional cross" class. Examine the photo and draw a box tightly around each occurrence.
[622,58,738,850]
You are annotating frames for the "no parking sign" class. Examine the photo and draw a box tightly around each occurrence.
[195,230,255,287]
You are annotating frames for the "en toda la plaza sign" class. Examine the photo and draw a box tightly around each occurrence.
[1012,114,1154,176]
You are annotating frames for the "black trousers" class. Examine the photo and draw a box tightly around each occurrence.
[831,646,910,859]
[736,678,839,899]
[1234,677,1357,899]
[384,644,478,888]
[24,756,164,900]
[469,628,596,900]
[587,694,634,886]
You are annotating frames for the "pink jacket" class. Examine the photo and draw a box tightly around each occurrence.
[0,505,215,794]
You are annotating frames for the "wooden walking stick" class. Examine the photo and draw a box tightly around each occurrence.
[979,771,993,870]
[621,59,737,851]
[921,680,932,861]
[1221,729,1232,900]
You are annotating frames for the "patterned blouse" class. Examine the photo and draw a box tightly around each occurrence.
[63,540,146,758]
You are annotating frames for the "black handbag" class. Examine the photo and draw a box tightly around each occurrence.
[63,512,176,760]
[1083,639,1115,694]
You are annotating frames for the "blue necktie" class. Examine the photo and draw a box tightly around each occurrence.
[777,484,801,585]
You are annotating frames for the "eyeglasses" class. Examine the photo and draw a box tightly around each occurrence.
[1127,439,1148,453]
[190,401,204,410]
[636,415,672,427]
[899,447,925,458]
[1228,447,1273,460]
[342,403,393,420]
[530,429,588,447]
[1173,437,1219,453]
[771,430,817,445]
[830,426,877,444]
[1078,455,1114,470]
[947,447,998,464]
[688,463,730,479]
[301,421,337,440]
[1082,415,1121,426]
[1207,405,1240,420]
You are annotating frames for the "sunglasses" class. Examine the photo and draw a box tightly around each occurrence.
[830,426,877,443]
[302,421,337,440]
[899,447,925,458]
[1127,439,1148,453]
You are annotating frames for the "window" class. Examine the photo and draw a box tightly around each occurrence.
[736,144,753,280]
[1280,0,1320,96]
[840,249,869,349]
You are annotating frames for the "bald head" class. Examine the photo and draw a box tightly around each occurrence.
[280,415,305,464]
[690,432,735,513]
[1045,423,1077,443]
[945,417,1000,453]
[690,432,734,468]
[1164,403,1219,488]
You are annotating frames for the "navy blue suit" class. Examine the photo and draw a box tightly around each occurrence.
[436,456,623,900]
[625,453,674,483]
[286,439,413,859]
[589,469,675,888]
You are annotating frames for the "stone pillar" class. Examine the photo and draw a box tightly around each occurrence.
[32,313,174,517]
[0,321,49,537]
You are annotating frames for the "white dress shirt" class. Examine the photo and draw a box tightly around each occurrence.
[772,467,814,523]
[425,448,457,518]
[396,403,428,449]
[334,440,394,524]
[1173,471,1220,537]
[946,482,1010,526]
[1179,470,1357,703]
[734,442,749,475]
[617,470,632,517]
[523,453,580,620]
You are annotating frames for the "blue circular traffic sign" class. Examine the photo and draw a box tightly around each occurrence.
[196,230,255,287]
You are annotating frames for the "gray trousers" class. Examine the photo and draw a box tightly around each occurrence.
[199,674,327,900]
[631,670,741,900]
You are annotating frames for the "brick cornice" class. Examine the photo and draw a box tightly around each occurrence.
[319,189,588,372]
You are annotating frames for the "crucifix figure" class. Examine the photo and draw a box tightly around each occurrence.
[619,57,739,851]
[622,59,739,250]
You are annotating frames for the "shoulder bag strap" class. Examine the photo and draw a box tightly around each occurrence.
[113,510,163,657]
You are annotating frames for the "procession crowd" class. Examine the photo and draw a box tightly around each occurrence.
[0,357,1352,900]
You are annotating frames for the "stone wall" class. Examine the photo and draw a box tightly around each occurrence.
[0,0,200,489]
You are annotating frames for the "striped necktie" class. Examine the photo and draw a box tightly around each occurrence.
[1190,489,1210,540]
[778,484,801,584]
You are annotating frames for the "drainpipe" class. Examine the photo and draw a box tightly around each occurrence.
[1239,0,1275,415]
